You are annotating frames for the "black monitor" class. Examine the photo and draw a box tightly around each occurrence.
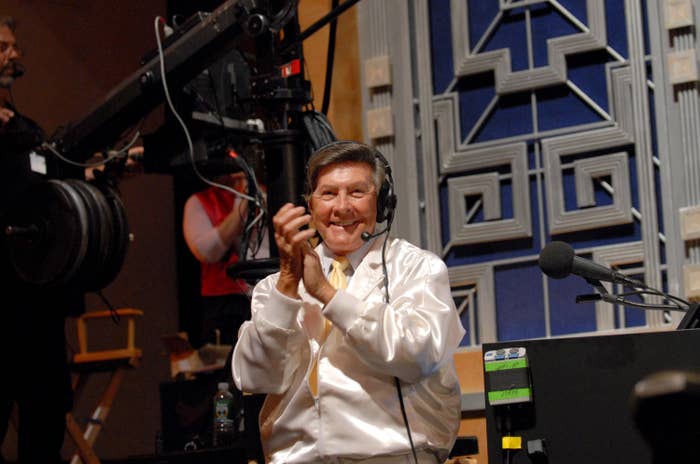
[483,329,700,464]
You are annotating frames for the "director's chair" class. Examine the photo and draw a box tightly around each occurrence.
[65,308,143,464]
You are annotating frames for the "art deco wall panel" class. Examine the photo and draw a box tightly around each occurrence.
[357,0,697,346]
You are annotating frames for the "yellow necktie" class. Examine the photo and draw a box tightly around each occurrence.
[309,256,349,396]
[329,256,349,290]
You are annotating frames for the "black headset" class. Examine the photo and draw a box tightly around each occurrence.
[373,149,397,225]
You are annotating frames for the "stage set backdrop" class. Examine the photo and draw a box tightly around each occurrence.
[355,0,700,345]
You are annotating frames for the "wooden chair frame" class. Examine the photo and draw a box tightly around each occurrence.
[65,308,143,464]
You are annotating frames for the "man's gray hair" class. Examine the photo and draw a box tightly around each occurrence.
[305,141,386,199]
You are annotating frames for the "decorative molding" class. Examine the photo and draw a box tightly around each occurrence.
[573,152,630,209]
[449,263,497,343]
[542,128,634,234]
[664,0,694,30]
[668,49,699,85]
[451,0,608,94]
[679,205,700,240]
[366,106,394,140]
[364,55,392,89]
[592,242,645,330]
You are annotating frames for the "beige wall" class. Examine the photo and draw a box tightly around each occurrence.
[2,0,362,461]
[299,0,362,141]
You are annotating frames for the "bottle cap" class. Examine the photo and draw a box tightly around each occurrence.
[218,382,229,391]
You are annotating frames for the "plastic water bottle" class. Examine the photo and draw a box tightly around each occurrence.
[212,382,235,447]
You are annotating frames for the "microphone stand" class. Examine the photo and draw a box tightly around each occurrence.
[575,278,694,327]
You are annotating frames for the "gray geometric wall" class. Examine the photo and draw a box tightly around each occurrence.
[358,0,700,347]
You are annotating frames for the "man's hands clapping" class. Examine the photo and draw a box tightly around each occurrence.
[273,203,315,298]
[273,203,335,304]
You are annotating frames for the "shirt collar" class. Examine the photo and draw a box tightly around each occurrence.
[319,238,375,275]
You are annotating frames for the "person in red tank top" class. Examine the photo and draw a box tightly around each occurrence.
[182,171,251,349]
[183,170,268,460]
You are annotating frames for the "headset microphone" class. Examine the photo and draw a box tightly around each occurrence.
[361,226,389,242]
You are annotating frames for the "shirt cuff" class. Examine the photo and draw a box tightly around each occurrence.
[260,286,302,329]
[322,289,363,333]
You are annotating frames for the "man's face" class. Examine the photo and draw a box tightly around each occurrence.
[0,25,20,87]
[309,161,378,256]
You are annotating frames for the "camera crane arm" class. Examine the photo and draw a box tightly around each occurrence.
[56,0,253,162]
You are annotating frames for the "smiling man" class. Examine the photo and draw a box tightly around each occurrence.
[232,141,465,464]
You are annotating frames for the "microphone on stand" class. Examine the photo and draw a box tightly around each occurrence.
[539,241,692,316]
[538,241,644,287]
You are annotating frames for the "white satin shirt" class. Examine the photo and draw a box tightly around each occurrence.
[232,237,466,463]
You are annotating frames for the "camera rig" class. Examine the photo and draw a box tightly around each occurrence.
[3,0,359,290]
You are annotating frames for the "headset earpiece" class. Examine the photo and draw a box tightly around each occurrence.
[373,150,396,224]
